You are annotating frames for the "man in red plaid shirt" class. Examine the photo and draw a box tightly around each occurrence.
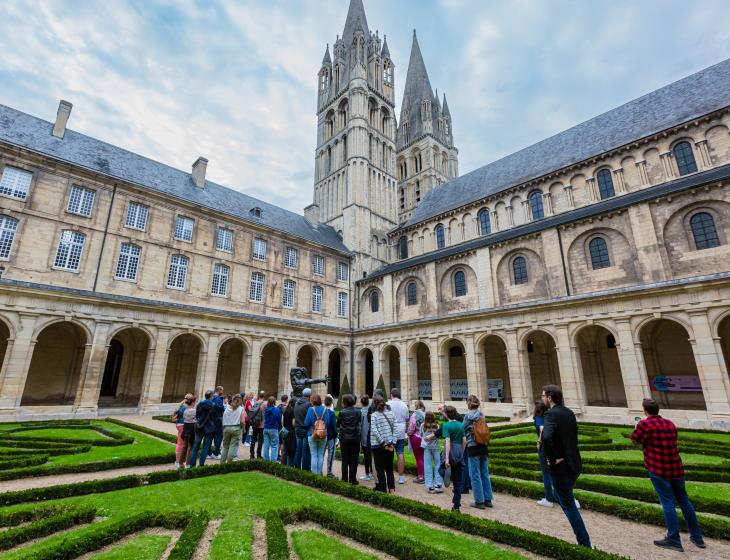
[631,398,705,552]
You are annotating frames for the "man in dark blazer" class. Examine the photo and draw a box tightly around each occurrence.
[540,384,592,548]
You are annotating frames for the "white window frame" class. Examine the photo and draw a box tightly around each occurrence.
[67,185,96,217]
[284,246,298,268]
[53,230,85,272]
[0,166,32,200]
[211,263,229,296]
[282,279,296,308]
[0,215,18,260]
[337,291,347,317]
[312,254,325,276]
[216,227,233,252]
[249,271,265,302]
[115,242,141,281]
[167,254,189,289]
[311,285,323,313]
[125,202,148,230]
[337,261,349,281]
[174,215,194,242]
[252,238,267,261]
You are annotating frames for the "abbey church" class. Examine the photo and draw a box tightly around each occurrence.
[1,0,730,429]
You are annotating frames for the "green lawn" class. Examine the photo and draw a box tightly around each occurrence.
[292,530,377,560]
[583,474,730,503]
[1,427,112,442]
[88,534,171,560]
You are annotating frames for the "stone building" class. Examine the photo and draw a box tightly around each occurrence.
[1,0,730,428]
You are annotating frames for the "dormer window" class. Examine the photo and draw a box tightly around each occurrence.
[250,207,262,219]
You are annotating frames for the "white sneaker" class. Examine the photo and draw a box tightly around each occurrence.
[213,455,221,460]
[574,499,581,509]
[359,474,373,481]
[174,462,180,468]
[536,498,554,508]
[398,475,406,484]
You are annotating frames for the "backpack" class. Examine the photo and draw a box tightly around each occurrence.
[248,401,264,425]
[473,414,491,445]
[312,407,327,440]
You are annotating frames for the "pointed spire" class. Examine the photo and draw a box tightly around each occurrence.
[402,29,434,106]
[322,44,331,66]
[434,88,441,113]
[381,34,390,59]
[442,93,451,118]
[342,0,369,44]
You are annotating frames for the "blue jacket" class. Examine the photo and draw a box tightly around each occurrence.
[212,394,225,419]
[303,405,337,439]
[195,399,216,434]
[264,404,282,430]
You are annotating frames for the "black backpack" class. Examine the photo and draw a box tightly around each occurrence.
[248,401,264,424]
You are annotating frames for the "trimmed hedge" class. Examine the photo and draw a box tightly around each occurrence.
[0,505,96,551]
[106,417,178,444]
[0,455,48,471]
[265,509,289,560]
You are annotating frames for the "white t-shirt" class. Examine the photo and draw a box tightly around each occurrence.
[387,398,409,441]
[222,404,244,427]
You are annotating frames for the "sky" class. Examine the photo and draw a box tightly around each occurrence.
[1,0,729,214]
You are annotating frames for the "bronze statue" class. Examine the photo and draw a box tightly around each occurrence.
[289,367,330,400]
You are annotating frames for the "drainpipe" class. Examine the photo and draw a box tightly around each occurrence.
[93,184,117,292]
[349,254,356,390]
[556,226,571,296]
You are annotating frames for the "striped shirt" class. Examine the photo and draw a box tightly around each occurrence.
[370,410,397,448]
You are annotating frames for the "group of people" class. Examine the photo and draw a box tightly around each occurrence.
[172,383,708,553]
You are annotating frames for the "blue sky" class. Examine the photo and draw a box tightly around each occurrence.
[1,0,729,213]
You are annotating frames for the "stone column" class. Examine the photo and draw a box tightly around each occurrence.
[563,185,575,209]
[504,329,528,417]
[521,199,531,222]
[613,168,627,193]
[139,327,171,413]
[635,160,649,185]
[399,343,411,402]
[614,319,649,414]
[378,345,390,394]
[0,313,38,413]
[238,339,250,394]
[695,140,711,169]
[660,152,675,179]
[197,333,219,398]
[278,342,294,397]
[429,340,444,403]
[490,210,499,232]
[688,311,730,419]
[586,177,598,201]
[506,206,514,227]
[246,338,263,394]
[543,192,554,216]
[555,325,584,413]
[74,321,113,413]
[464,335,483,399]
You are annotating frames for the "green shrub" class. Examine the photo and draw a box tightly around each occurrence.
[106,417,178,444]
[0,505,96,551]
[266,509,290,560]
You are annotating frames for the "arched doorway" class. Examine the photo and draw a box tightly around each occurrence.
[576,325,627,407]
[640,319,706,410]
[384,345,401,393]
[22,321,87,405]
[162,334,201,403]
[363,349,374,397]
[445,340,468,401]
[411,342,432,400]
[327,348,343,396]
[297,345,315,375]
[719,315,730,381]
[0,320,9,377]
[525,330,560,402]
[481,335,512,403]
[99,327,150,407]
[216,338,245,394]
[259,342,283,397]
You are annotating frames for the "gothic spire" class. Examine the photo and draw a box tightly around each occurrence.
[342,0,369,45]
[381,34,391,59]
[442,93,451,118]
[397,30,435,149]
[322,44,332,66]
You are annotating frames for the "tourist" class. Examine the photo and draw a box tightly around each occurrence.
[293,388,312,470]
[248,390,266,459]
[631,398,705,551]
[304,393,328,475]
[262,395,281,461]
[370,394,397,493]
[437,403,471,495]
[359,395,373,481]
[281,396,296,466]
[407,400,426,484]
[463,395,494,509]
[324,395,338,477]
[421,410,443,493]
[338,393,362,484]
[179,395,197,467]
[533,400,556,507]
[173,393,193,467]
[188,389,216,467]
[220,394,245,463]
[540,385,591,548]
[242,391,254,446]
[387,388,410,484]
[209,385,225,460]
[441,405,466,512]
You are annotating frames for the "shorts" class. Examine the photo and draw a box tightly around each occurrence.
[395,439,407,454]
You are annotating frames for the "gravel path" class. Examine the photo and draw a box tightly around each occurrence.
[2,416,727,560]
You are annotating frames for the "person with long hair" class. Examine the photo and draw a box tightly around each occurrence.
[337,393,362,484]
[173,393,194,467]
[533,400,555,507]
[421,410,443,493]
[281,395,297,466]
[220,394,245,463]
[463,395,494,509]
[370,395,396,493]
[359,395,373,481]
[407,400,426,483]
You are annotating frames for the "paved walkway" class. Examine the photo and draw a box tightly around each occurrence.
[1,415,726,560]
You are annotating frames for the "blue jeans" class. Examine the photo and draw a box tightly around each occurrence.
[308,436,326,475]
[423,447,442,488]
[649,472,703,544]
[552,473,591,547]
[212,420,223,455]
[188,430,213,467]
[326,438,336,475]
[262,428,279,461]
[294,433,310,470]
[468,454,493,503]
[461,460,471,491]
[538,450,555,502]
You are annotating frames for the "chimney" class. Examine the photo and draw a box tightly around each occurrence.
[52,100,73,138]
[304,203,321,226]
[191,157,208,188]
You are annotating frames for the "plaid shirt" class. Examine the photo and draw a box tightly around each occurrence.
[631,415,684,479]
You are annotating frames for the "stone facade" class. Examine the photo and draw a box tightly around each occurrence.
[1,0,730,429]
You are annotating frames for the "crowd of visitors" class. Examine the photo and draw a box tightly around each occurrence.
[171,383,707,552]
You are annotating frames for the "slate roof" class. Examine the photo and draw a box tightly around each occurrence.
[403,57,730,230]
[341,0,369,45]
[0,104,350,254]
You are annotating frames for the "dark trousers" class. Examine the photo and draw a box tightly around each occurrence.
[340,439,360,484]
[188,430,213,467]
[552,473,591,547]
[451,462,464,510]
[362,443,372,475]
[373,446,395,492]
[294,432,311,470]
[538,450,555,502]
[250,427,264,459]
[212,420,223,455]
[649,472,703,544]
[460,460,471,492]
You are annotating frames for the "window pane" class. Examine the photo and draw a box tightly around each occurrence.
[435,225,445,249]
[597,169,615,199]
[370,290,379,312]
[283,279,296,308]
[399,236,408,259]
[250,271,264,302]
[54,230,85,271]
[167,254,188,288]
[454,270,466,296]
[479,210,490,236]
[125,202,148,229]
[406,282,417,305]
[285,247,298,268]
[513,256,528,285]
[68,186,95,217]
[674,142,698,176]
[0,166,32,200]
[216,228,233,252]
[589,238,611,269]
[312,254,324,275]
[0,215,18,259]
[690,212,720,250]
[211,263,229,296]
[175,216,194,241]
[529,191,544,220]
[337,261,348,281]
[312,286,323,312]
[338,291,347,317]
[115,243,141,280]
[253,238,267,260]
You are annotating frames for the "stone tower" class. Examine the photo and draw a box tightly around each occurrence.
[396,30,459,224]
[305,0,398,278]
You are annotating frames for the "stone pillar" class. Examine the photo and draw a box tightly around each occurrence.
[0,313,38,413]
[504,329,528,417]
[613,167,627,193]
[74,321,113,413]
[239,340,250,394]
[688,311,730,419]
[490,210,499,232]
[139,327,171,413]
[555,325,584,413]
[614,319,650,414]
[543,192,553,216]
[521,199,532,222]
[399,343,411,402]
[197,333,218,398]
[635,160,649,185]
[246,338,263,394]
[586,177,598,201]
[506,206,514,227]
[278,342,294,397]
[464,335,483,399]
[660,151,675,178]
[695,140,711,169]
[563,185,575,209]
[378,345,390,394]
[353,348,365,397]
[429,340,444,403]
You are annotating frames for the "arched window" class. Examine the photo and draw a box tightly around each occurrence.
[435,224,445,249]
[529,191,544,220]
[398,236,408,259]
[512,256,528,285]
[690,212,720,250]
[674,142,698,176]
[588,237,611,269]
[406,281,417,306]
[453,270,467,297]
[478,209,491,236]
[597,169,615,199]
[370,290,379,312]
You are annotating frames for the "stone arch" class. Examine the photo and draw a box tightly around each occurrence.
[523,330,560,403]
[258,341,287,397]
[0,316,12,382]
[99,327,150,407]
[357,348,375,397]
[439,263,477,300]
[362,286,383,315]
[22,321,88,405]
[216,337,247,394]
[718,313,730,383]
[327,347,346,396]
[496,248,549,304]
[574,324,627,407]
[31,317,92,346]
[381,344,401,394]
[566,227,638,291]
[441,338,467,401]
[162,333,201,403]
[478,334,512,403]
[296,344,319,376]
[705,124,730,164]
[409,341,432,400]
[639,318,706,410]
